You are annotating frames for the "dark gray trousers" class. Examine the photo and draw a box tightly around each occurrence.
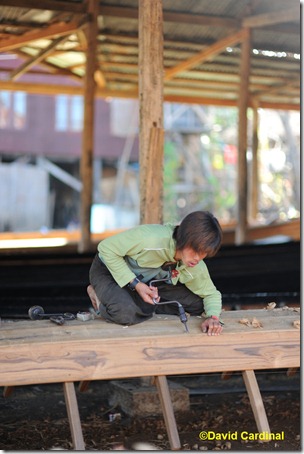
[89,254,204,325]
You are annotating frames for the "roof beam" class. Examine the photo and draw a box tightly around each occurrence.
[0,1,240,29]
[9,35,67,81]
[164,29,248,81]
[0,19,87,52]
[0,80,299,111]
[98,5,240,28]
[243,7,299,28]
[0,0,86,13]
[10,48,83,81]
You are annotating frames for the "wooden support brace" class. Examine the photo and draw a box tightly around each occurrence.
[286,368,298,377]
[78,380,91,392]
[3,386,14,397]
[63,382,85,450]
[242,370,270,437]
[154,375,181,450]
[221,371,233,380]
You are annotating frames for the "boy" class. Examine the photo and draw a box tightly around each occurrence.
[87,210,223,335]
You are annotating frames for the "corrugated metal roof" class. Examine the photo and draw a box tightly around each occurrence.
[0,0,300,110]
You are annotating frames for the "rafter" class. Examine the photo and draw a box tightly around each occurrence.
[0,19,87,52]
[10,48,83,81]
[9,35,68,81]
[0,0,86,13]
[243,7,299,28]
[164,29,248,81]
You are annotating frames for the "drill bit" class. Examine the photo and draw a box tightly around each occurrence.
[150,279,190,332]
[177,303,189,333]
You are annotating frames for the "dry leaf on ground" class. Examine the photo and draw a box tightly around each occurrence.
[293,320,300,329]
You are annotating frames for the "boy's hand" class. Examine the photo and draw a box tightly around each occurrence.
[135,282,160,305]
[201,316,223,336]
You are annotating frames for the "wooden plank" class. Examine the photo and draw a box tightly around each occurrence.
[155,376,181,450]
[0,310,300,387]
[242,370,270,435]
[63,382,85,450]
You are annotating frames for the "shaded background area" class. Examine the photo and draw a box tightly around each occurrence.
[0,240,299,318]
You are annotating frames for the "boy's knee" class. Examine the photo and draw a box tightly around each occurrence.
[102,303,140,325]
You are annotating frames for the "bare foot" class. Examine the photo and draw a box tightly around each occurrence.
[87,285,101,313]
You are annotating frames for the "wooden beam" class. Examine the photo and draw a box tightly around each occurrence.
[243,7,299,28]
[155,376,181,450]
[163,10,239,28]
[236,28,251,245]
[0,19,86,52]
[63,382,85,450]
[9,36,67,81]
[76,25,107,88]
[242,370,271,434]
[98,5,240,29]
[164,29,248,81]
[2,1,297,32]
[94,68,107,88]
[250,103,259,220]
[0,310,300,385]
[11,49,83,81]
[3,386,14,397]
[78,0,98,253]
[138,0,164,225]
[0,79,299,111]
[0,0,86,13]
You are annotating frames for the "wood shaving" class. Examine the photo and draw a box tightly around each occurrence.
[251,317,263,328]
[239,318,251,326]
[293,320,300,329]
[266,302,276,310]
[239,317,263,328]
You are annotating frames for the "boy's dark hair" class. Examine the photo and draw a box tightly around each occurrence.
[173,211,222,257]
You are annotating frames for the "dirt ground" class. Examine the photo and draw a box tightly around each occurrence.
[0,374,301,452]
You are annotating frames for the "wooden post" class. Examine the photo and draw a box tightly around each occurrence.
[155,376,181,450]
[63,382,85,450]
[78,0,98,252]
[242,370,270,436]
[235,28,251,245]
[138,0,164,225]
[250,102,259,220]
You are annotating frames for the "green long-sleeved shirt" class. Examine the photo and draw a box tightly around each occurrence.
[98,223,221,317]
